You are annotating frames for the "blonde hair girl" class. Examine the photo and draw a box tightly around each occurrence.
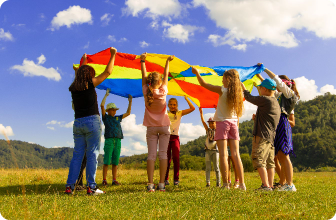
[140,52,174,192]
[192,67,246,190]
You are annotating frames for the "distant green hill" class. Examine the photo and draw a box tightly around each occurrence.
[0,140,104,169]
[121,93,336,171]
[1,93,336,170]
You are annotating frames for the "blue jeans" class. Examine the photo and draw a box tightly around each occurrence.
[66,115,102,189]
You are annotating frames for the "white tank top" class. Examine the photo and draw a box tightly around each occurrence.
[213,86,238,121]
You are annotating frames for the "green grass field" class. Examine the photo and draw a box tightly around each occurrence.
[0,167,335,219]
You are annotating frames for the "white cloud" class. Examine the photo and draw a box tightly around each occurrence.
[107,35,116,42]
[179,123,206,144]
[241,101,258,122]
[123,0,182,19]
[150,21,159,30]
[119,37,128,42]
[83,41,90,49]
[50,5,92,31]
[11,55,61,81]
[194,0,336,49]
[52,146,62,148]
[0,124,14,137]
[101,13,113,26]
[121,114,146,142]
[47,127,55,130]
[162,21,204,43]
[28,142,35,144]
[0,28,13,41]
[139,41,149,48]
[232,44,247,51]
[120,140,148,156]
[46,120,73,129]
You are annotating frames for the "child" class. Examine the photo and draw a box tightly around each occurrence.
[192,67,246,190]
[141,52,174,192]
[258,65,300,191]
[199,108,221,187]
[165,96,195,186]
[101,88,132,186]
[242,78,281,191]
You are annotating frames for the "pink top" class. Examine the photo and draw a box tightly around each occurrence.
[142,84,170,127]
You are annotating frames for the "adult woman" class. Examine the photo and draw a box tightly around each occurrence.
[65,47,117,195]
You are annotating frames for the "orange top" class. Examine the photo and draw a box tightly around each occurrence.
[142,85,170,127]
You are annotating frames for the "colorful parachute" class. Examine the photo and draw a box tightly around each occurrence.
[74,48,264,108]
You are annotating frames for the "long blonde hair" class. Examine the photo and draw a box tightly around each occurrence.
[224,69,244,117]
[146,71,161,106]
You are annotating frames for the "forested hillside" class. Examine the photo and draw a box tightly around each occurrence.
[0,140,104,168]
[121,93,336,171]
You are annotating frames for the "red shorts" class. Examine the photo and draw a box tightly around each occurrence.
[214,120,240,141]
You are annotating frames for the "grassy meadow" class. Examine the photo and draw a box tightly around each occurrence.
[0,167,335,220]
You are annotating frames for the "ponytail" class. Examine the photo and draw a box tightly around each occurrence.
[291,79,300,99]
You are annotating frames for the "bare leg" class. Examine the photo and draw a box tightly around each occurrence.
[228,139,244,184]
[147,160,155,184]
[103,164,108,180]
[257,167,269,187]
[112,165,117,180]
[267,168,274,187]
[274,156,281,179]
[159,159,168,183]
[228,156,232,183]
[278,151,293,185]
[217,140,229,184]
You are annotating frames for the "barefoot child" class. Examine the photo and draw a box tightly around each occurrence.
[165,96,195,186]
[192,67,246,190]
[141,52,174,192]
[242,78,281,191]
[101,88,132,186]
[199,108,221,187]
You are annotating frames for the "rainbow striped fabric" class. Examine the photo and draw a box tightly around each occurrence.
[74,48,265,108]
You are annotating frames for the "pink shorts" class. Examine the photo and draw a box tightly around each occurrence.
[214,120,240,141]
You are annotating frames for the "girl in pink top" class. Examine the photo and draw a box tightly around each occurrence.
[140,52,174,192]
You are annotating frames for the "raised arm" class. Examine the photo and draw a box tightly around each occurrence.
[122,95,133,119]
[192,67,222,95]
[100,89,110,116]
[140,53,147,86]
[199,108,208,131]
[162,55,174,87]
[92,47,117,87]
[181,96,195,116]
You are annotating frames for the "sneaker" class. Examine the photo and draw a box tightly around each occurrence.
[147,184,155,192]
[233,181,239,189]
[206,183,210,187]
[256,184,272,191]
[216,182,221,187]
[102,180,108,186]
[112,180,120,186]
[164,180,170,186]
[157,183,166,192]
[238,184,246,191]
[278,183,297,192]
[75,185,86,191]
[65,186,73,195]
[273,182,282,189]
[87,186,106,196]
[174,181,180,186]
[222,183,230,190]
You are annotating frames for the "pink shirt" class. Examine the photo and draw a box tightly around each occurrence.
[142,84,170,127]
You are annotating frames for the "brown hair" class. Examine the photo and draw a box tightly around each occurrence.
[279,75,300,99]
[69,65,95,92]
[224,69,244,117]
[168,98,178,112]
[146,71,162,106]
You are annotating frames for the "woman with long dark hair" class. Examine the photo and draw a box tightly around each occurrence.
[65,47,117,195]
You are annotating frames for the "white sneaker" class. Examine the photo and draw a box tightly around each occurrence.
[222,183,230,190]
[278,183,297,192]
[87,186,106,196]
[238,184,246,191]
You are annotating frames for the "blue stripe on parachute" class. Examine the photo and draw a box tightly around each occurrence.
[97,79,143,98]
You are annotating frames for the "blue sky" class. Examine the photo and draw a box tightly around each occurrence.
[1,0,336,156]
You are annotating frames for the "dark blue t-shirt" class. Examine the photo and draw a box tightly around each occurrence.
[102,113,123,139]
